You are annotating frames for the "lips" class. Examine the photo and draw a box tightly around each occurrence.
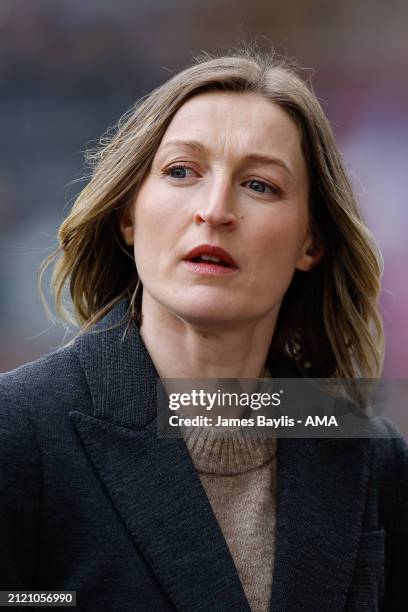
[183,244,238,269]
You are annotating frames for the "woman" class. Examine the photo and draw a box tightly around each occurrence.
[0,47,407,611]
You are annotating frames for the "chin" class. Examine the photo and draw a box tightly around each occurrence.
[145,285,252,329]
[168,296,245,329]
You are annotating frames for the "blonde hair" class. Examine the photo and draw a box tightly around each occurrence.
[39,45,384,378]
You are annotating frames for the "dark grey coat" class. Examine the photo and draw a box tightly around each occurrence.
[0,300,407,611]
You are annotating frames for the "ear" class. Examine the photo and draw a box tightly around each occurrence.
[296,236,325,272]
[119,207,134,246]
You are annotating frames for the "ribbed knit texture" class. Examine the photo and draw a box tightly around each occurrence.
[182,424,277,612]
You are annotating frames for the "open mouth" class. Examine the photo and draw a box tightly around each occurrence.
[190,255,232,268]
[183,244,238,270]
[183,245,239,276]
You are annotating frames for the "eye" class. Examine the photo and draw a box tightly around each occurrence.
[244,179,280,195]
[164,164,197,179]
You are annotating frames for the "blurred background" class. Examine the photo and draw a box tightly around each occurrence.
[1,0,407,388]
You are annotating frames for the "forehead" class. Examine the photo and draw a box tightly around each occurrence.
[158,91,307,182]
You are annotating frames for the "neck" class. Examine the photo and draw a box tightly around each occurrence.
[138,291,277,379]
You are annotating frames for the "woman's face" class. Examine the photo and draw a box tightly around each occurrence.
[122,91,321,329]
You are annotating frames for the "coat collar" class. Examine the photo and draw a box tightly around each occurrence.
[70,299,370,612]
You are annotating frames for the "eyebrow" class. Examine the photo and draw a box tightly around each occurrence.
[155,139,294,178]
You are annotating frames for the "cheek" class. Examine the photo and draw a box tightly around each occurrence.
[132,183,186,265]
[132,182,164,249]
[133,178,186,229]
[251,214,307,268]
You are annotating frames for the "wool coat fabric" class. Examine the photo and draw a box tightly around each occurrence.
[0,299,407,611]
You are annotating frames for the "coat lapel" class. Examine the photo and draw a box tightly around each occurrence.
[71,300,370,612]
[71,300,250,610]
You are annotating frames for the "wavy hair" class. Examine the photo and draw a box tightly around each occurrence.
[39,45,384,378]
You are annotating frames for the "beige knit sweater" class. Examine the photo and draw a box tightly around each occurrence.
[182,425,278,612]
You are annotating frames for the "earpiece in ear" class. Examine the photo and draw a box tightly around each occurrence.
[296,238,325,272]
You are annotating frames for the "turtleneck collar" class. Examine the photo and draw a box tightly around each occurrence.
[180,365,277,476]
[182,425,277,475]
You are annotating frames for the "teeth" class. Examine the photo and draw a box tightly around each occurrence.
[199,255,222,263]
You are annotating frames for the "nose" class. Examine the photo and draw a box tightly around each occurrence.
[193,178,238,229]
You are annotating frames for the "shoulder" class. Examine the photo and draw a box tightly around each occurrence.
[365,417,408,493]
[368,417,408,468]
[0,342,91,425]
[365,418,408,530]
[368,421,408,601]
